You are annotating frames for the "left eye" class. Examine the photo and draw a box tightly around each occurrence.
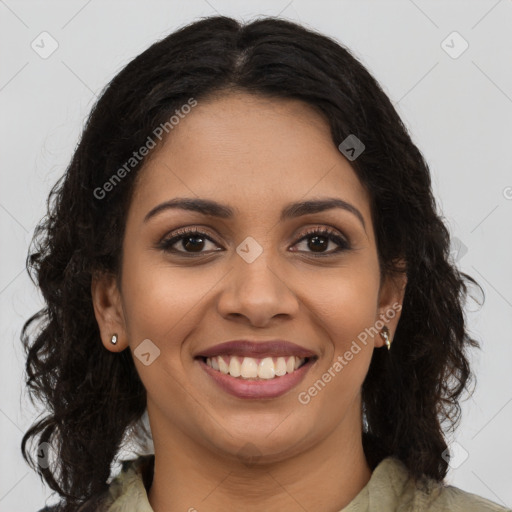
[158,227,350,256]
[293,228,350,255]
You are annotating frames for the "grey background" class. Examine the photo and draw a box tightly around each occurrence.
[1,0,511,510]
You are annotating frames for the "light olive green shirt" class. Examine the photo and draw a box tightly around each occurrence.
[78,454,510,511]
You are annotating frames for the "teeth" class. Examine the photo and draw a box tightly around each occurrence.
[218,356,229,374]
[240,357,258,378]
[258,357,275,379]
[205,355,307,379]
[229,357,241,377]
[275,357,287,376]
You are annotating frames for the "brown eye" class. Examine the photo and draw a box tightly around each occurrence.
[292,228,350,256]
[179,235,206,252]
[158,228,220,254]
[307,234,329,252]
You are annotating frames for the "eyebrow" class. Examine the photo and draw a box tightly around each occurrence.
[144,197,366,230]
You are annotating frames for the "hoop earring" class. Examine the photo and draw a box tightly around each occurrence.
[380,326,392,351]
[111,333,118,345]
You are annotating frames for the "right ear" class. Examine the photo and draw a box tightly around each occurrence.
[91,271,128,352]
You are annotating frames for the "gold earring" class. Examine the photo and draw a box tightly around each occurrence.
[111,333,118,345]
[380,326,391,351]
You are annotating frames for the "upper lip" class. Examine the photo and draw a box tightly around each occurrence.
[195,340,318,359]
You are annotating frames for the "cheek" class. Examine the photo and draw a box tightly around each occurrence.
[119,253,229,399]
[296,275,378,417]
[120,252,214,341]
[119,257,206,410]
[298,263,381,349]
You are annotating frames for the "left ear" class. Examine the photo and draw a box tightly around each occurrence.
[375,260,407,348]
[91,271,128,352]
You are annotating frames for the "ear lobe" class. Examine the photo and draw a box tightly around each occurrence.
[375,263,407,348]
[91,271,127,352]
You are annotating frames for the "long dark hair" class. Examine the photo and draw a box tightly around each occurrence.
[22,15,481,510]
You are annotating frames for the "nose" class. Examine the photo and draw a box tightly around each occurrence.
[216,244,300,328]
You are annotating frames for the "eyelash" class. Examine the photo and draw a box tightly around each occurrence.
[157,226,351,257]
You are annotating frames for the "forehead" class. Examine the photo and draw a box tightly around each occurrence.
[130,92,371,224]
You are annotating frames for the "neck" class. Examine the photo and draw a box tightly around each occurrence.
[147,410,372,512]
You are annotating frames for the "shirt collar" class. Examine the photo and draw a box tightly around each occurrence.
[101,454,411,512]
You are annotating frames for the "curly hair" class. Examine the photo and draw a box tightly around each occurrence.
[21,15,482,510]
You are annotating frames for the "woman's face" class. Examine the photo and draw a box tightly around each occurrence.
[94,91,405,464]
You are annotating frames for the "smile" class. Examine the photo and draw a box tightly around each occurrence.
[203,355,308,380]
[196,355,317,399]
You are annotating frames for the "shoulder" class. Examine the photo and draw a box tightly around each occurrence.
[425,485,512,512]
[37,454,155,512]
[37,492,110,512]
[79,454,155,511]
[380,457,511,512]
[94,454,155,510]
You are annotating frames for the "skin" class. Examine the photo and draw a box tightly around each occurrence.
[92,91,407,512]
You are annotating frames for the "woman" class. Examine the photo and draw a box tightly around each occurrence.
[22,15,510,512]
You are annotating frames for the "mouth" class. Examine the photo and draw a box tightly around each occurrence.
[197,354,313,379]
[195,355,318,399]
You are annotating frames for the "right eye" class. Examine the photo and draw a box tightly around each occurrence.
[157,227,222,255]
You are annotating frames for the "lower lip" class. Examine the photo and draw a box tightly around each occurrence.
[197,357,316,399]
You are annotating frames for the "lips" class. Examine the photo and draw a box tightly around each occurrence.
[194,339,318,359]
[197,356,317,399]
[194,339,318,399]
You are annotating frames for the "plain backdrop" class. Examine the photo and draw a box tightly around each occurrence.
[1,1,511,510]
